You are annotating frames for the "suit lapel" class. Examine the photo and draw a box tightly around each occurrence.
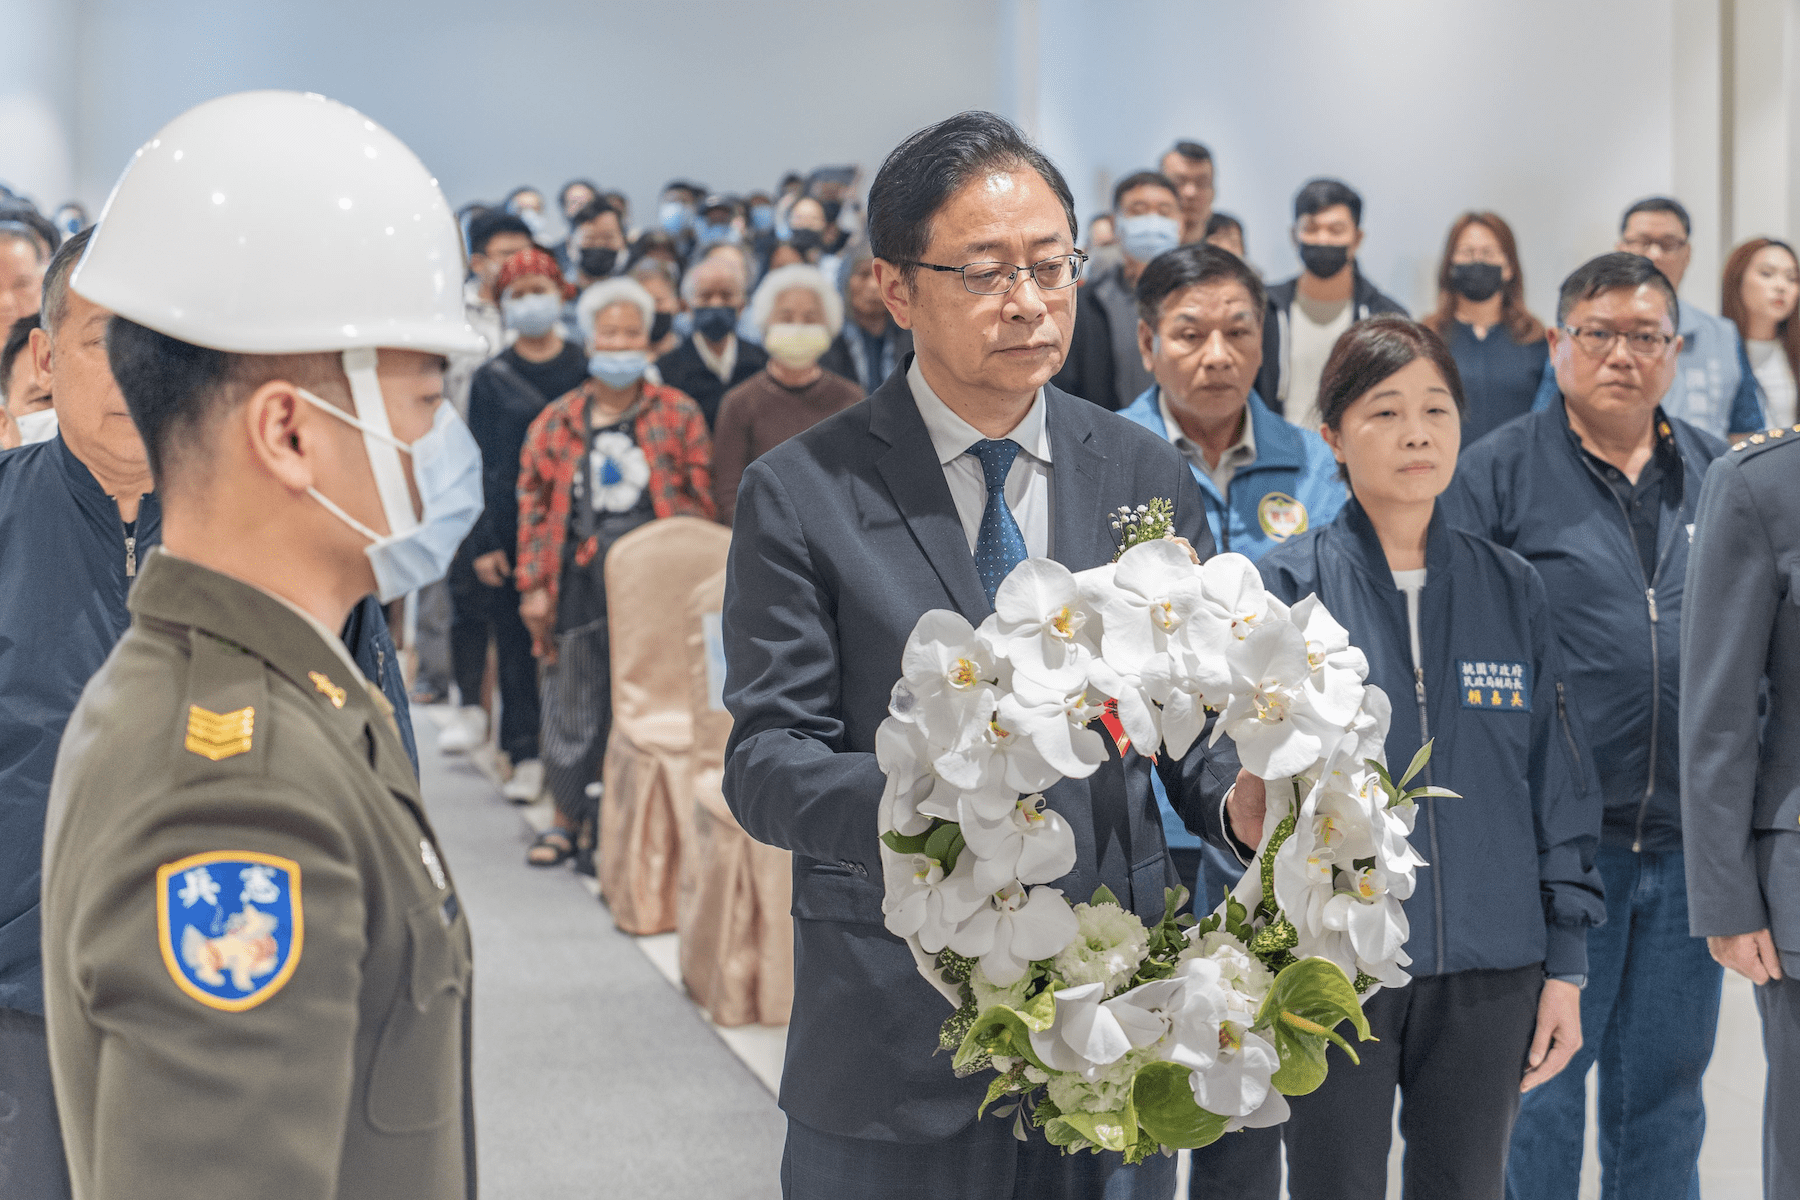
[869,369,992,619]
[1046,389,1111,571]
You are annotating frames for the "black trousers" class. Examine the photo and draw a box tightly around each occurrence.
[0,1008,72,1200]
[1189,964,1542,1200]
[446,541,540,763]
[782,1112,1176,1200]
[1756,972,1800,1200]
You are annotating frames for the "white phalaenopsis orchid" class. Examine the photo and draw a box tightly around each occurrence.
[960,793,1079,893]
[876,544,1421,1161]
[987,559,1098,691]
[948,883,1079,986]
[879,845,987,954]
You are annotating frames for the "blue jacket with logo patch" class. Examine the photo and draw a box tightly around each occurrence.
[1256,499,1606,977]
[1442,401,1725,855]
[1120,386,1347,560]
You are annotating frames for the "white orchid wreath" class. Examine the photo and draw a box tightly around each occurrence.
[877,501,1446,1160]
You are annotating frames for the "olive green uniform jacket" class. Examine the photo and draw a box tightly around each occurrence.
[41,551,475,1199]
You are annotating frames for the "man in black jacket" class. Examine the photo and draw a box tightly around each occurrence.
[1255,178,1406,426]
[654,250,765,428]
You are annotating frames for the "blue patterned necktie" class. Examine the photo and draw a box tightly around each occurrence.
[968,438,1028,603]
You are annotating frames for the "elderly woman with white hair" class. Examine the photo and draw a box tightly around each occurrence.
[711,263,864,524]
[515,275,714,868]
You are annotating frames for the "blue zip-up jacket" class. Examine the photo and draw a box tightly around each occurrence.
[0,436,413,1015]
[1258,499,1606,977]
[1442,401,1725,854]
[1119,386,1348,559]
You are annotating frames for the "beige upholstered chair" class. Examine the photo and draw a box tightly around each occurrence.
[599,516,731,935]
[678,568,793,1027]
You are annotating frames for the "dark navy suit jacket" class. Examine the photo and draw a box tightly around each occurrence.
[721,363,1234,1143]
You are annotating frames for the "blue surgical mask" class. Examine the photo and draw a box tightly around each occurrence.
[588,349,649,390]
[501,292,563,338]
[297,349,485,604]
[1118,213,1181,264]
[695,221,739,248]
[750,204,774,233]
[659,201,694,234]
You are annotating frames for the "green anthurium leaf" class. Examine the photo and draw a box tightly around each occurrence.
[1017,983,1058,1030]
[1131,1060,1231,1149]
[1254,958,1374,1095]
[1397,739,1434,790]
[1041,1116,1088,1149]
[1089,883,1121,908]
[923,821,962,865]
[1050,1107,1135,1153]
[879,828,932,855]
[954,990,1058,1075]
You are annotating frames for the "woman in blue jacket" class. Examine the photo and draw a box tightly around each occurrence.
[1251,317,1605,1199]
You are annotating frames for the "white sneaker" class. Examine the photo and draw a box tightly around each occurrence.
[502,758,544,804]
[436,706,488,754]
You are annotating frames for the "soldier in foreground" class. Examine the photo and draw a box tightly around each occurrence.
[40,90,487,1198]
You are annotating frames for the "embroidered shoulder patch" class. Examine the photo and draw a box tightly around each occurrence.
[157,851,303,1012]
[1257,492,1308,541]
[184,705,255,760]
[1458,660,1531,711]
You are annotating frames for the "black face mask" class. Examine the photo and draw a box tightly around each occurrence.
[789,228,824,254]
[578,246,618,278]
[1449,261,1505,303]
[1297,242,1350,280]
[820,199,843,225]
[693,305,738,342]
[650,311,674,343]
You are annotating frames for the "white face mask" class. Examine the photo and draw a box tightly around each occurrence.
[763,323,833,369]
[14,406,57,444]
[298,348,484,603]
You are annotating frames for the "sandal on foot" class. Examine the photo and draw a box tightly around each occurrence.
[526,828,576,867]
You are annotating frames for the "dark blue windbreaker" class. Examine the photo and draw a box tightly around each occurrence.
[1441,400,1725,854]
[1257,499,1606,977]
[0,436,413,1015]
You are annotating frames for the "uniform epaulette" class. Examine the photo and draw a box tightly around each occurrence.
[1731,424,1800,456]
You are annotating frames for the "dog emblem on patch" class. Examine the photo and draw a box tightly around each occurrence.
[1256,492,1308,542]
[156,851,303,1012]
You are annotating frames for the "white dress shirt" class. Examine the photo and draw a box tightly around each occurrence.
[908,357,1052,559]
[1158,389,1256,495]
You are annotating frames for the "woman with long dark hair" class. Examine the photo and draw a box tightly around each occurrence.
[1252,316,1603,1199]
[1721,237,1800,429]
[1421,212,1548,447]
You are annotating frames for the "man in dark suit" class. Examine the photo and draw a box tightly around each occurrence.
[722,111,1253,1200]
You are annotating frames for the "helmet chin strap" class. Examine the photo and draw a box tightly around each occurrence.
[340,347,420,538]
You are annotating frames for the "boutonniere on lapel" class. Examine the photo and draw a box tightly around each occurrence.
[874,524,1445,1161]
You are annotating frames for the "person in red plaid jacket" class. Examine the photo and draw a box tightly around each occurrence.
[515,276,713,868]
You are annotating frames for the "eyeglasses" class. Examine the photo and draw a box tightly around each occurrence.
[905,251,1088,295]
[1620,236,1688,257]
[1561,325,1677,359]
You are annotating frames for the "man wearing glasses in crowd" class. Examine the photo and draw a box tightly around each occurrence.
[1443,252,1728,1200]
[721,111,1250,1199]
[1530,197,1766,441]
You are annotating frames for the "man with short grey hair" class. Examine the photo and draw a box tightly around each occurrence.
[655,250,765,428]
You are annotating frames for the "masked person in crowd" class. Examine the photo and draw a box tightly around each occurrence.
[1530,197,1765,441]
[1204,212,1246,260]
[562,198,628,338]
[626,229,684,280]
[721,109,1250,1200]
[819,241,913,394]
[1442,253,1728,1200]
[784,195,843,280]
[1258,178,1408,431]
[658,181,701,261]
[1420,212,1549,448]
[746,189,779,263]
[443,247,587,807]
[1232,317,1600,1200]
[655,251,766,429]
[506,184,552,246]
[1053,170,1182,410]
[0,217,47,335]
[712,263,863,525]
[32,93,447,1198]
[630,259,683,358]
[559,179,599,224]
[1160,140,1216,246]
[516,277,713,869]
[691,194,742,260]
[1721,237,1800,429]
[2,311,53,448]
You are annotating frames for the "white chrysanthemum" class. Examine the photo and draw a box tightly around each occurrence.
[1051,902,1150,996]
[969,963,1035,1013]
[1044,1047,1150,1115]
[1184,928,1275,1011]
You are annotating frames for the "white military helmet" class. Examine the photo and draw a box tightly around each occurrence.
[72,90,486,358]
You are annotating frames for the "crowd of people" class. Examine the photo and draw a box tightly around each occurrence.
[0,107,1796,1200]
